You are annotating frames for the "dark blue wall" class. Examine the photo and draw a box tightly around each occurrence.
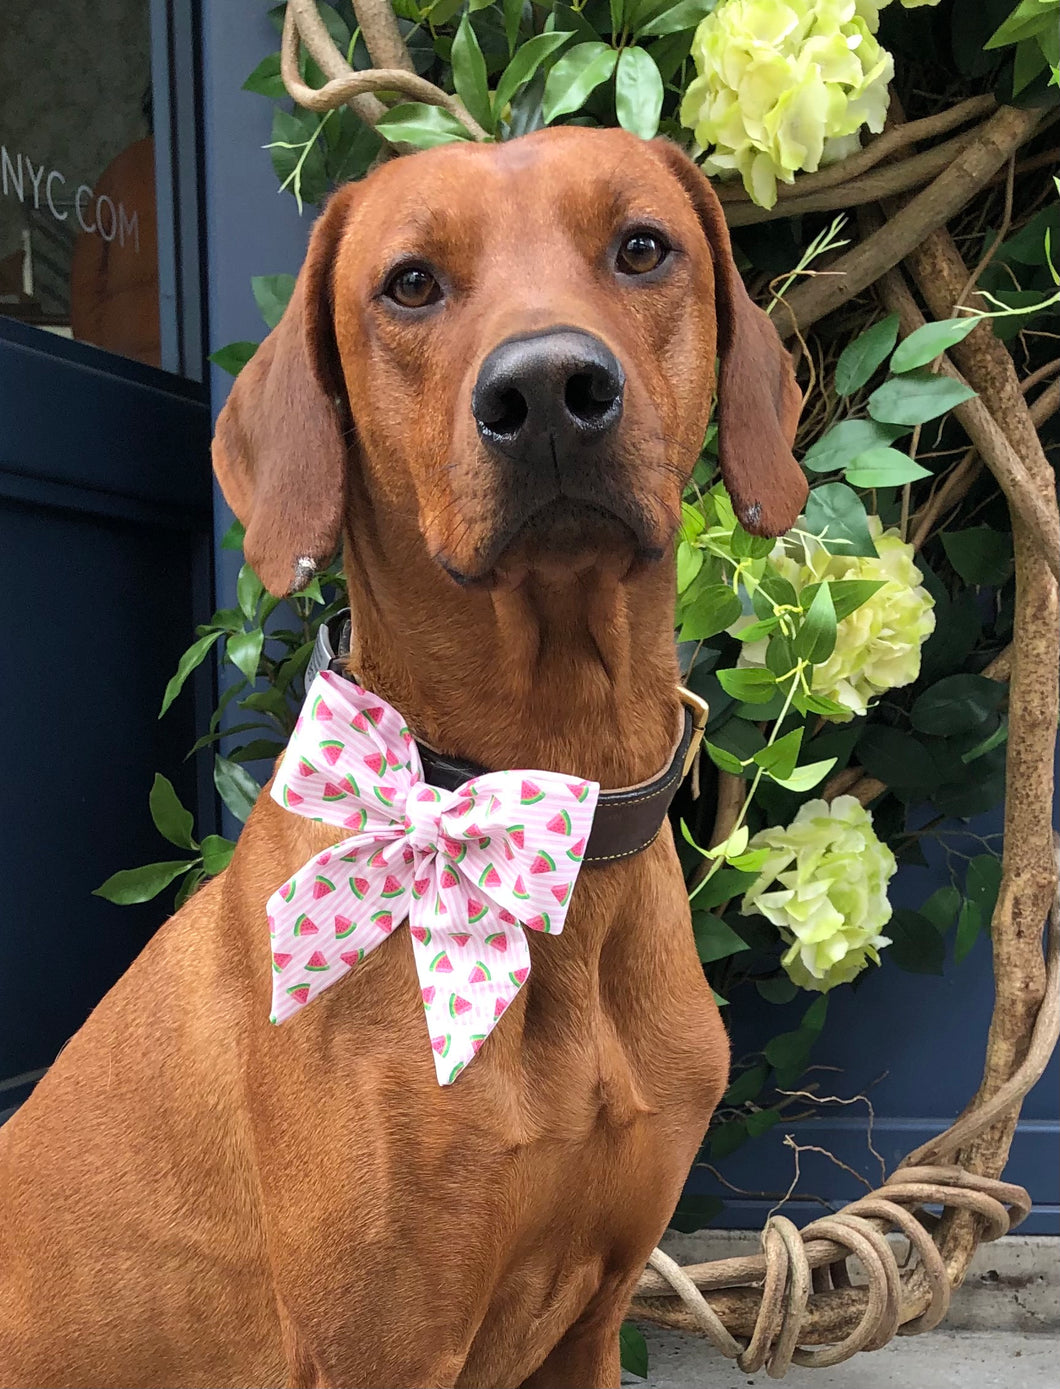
[197,2,1058,1232]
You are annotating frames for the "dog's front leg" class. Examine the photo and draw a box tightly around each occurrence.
[516,1277,636,1389]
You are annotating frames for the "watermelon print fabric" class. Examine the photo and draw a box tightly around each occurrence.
[267,670,600,1084]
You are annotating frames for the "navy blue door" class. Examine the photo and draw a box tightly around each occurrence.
[0,0,213,1119]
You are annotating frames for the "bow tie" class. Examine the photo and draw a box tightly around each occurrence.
[266,670,600,1084]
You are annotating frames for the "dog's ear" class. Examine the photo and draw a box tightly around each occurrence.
[652,142,807,537]
[212,184,356,596]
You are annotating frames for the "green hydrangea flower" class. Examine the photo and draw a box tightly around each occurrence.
[741,795,896,991]
[738,516,936,721]
[680,0,937,208]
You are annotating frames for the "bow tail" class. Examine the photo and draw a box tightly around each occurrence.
[407,875,533,1085]
[268,839,411,1024]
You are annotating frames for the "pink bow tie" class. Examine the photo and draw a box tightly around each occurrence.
[267,670,600,1084]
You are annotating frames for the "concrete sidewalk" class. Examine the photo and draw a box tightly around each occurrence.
[639,1328,1055,1387]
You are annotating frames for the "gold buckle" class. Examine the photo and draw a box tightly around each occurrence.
[677,685,710,781]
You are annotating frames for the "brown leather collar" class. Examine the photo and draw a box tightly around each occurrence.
[306,612,707,866]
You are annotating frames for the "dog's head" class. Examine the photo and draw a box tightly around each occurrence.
[214,128,806,597]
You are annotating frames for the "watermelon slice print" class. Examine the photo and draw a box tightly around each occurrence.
[349,876,369,900]
[297,758,316,778]
[293,914,318,937]
[501,841,515,862]
[448,993,472,1018]
[466,898,488,924]
[547,810,572,836]
[471,1034,486,1054]
[334,915,355,939]
[311,695,332,721]
[412,877,430,901]
[479,864,501,890]
[520,781,545,805]
[385,747,403,769]
[339,949,363,969]
[317,851,332,867]
[421,984,436,1006]
[320,740,344,765]
[373,785,398,809]
[431,1033,451,1057]
[312,876,335,899]
[507,825,525,849]
[509,966,530,986]
[512,876,530,900]
[530,850,555,875]
[341,773,360,797]
[367,847,388,869]
[485,932,508,953]
[343,809,368,832]
[430,950,453,974]
[441,838,466,864]
[410,924,432,945]
[371,910,395,933]
[322,783,347,802]
[494,996,510,1017]
[439,865,460,891]
[525,913,551,933]
[267,913,276,936]
[567,781,591,802]
[364,706,385,727]
[416,785,440,803]
[350,710,371,734]
[305,951,330,972]
[468,961,491,984]
[363,751,385,776]
[566,837,586,862]
[286,984,310,1005]
[280,879,297,903]
[551,883,571,905]
[448,1061,465,1083]
[449,932,472,948]
[282,788,303,810]
[272,952,292,972]
[380,875,405,899]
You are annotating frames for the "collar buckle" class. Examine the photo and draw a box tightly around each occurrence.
[677,685,709,781]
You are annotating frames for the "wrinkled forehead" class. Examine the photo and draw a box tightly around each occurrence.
[338,131,706,283]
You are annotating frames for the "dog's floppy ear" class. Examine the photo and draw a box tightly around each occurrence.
[652,142,807,537]
[212,184,356,596]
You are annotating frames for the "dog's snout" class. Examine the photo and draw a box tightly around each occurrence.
[472,330,625,460]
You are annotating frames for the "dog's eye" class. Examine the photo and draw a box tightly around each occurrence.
[617,232,668,276]
[385,266,442,309]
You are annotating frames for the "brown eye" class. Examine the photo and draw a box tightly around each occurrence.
[617,231,668,276]
[385,266,441,309]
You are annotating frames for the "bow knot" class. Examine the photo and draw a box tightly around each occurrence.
[267,671,599,1084]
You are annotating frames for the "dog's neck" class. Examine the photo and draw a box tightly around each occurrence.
[340,516,681,790]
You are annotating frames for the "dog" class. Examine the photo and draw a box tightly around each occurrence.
[0,127,805,1389]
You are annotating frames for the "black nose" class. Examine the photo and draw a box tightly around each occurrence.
[472,330,625,461]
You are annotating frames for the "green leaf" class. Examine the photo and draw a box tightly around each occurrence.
[494,31,572,114]
[220,519,246,552]
[801,418,905,473]
[730,523,776,559]
[678,583,742,641]
[94,859,198,905]
[797,580,836,663]
[451,14,494,133]
[835,313,900,395]
[921,884,961,933]
[857,726,938,789]
[954,900,983,964]
[703,740,744,775]
[756,974,798,1004]
[724,1062,769,1106]
[374,102,473,149]
[503,0,524,51]
[890,316,979,372]
[619,1323,648,1380]
[615,47,663,139]
[227,628,265,684]
[966,854,1003,925]
[159,630,222,718]
[201,835,237,876]
[941,526,1014,586]
[887,908,946,975]
[804,483,878,558]
[691,865,758,910]
[844,447,932,489]
[692,912,748,963]
[236,563,264,622]
[961,719,1009,765]
[910,674,1007,737]
[242,52,287,99]
[709,1118,748,1160]
[668,1193,725,1232]
[805,579,885,623]
[174,867,206,910]
[675,540,703,592]
[716,668,777,703]
[214,756,262,824]
[753,727,804,780]
[149,774,197,850]
[209,341,258,377]
[638,0,713,36]
[867,371,978,426]
[251,273,297,331]
[542,42,618,123]
[769,757,836,792]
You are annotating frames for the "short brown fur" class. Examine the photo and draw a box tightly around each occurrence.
[0,129,805,1389]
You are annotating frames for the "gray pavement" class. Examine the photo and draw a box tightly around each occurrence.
[637,1328,1056,1387]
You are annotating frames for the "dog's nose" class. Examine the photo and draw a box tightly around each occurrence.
[472,330,625,459]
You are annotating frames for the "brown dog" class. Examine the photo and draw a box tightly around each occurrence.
[0,128,805,1389]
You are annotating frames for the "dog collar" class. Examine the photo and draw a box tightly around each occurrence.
[305,611,707,865]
